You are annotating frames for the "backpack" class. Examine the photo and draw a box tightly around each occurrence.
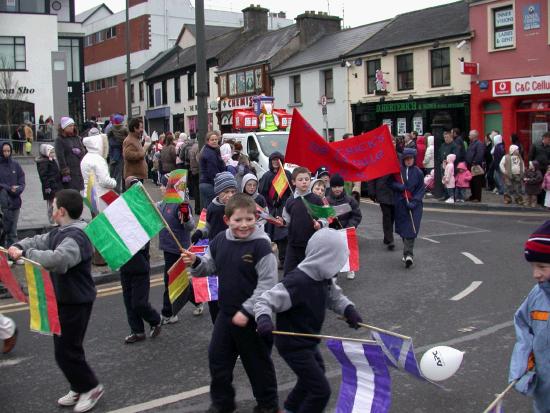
[178,141,194,169]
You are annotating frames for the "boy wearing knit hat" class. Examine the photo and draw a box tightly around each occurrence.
[191,171,237,323]
[509,220,550,412]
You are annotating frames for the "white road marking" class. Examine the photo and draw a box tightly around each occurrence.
[0,356,31,367]
[461,252,484,264]
[420,237,440,244]
[450,281,483,301]
[107,386,210,413]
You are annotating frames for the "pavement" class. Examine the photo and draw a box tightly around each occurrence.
[1,202,547,412]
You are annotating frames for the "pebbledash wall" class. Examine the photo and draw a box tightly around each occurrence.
[469,0,550,153]
[1,14,59,124]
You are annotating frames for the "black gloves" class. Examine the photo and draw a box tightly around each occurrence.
[191,230,203,244]
[256,315,274,337]
[344,305,363,329]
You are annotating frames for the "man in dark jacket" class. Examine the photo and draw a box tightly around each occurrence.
[0,142,25,251]
[368,174,395,250]
[107,114,127,193]
[465,130,485,202]
[452,128,466,165]
[439,131,457,165]
[529,132,550,205]
[55,117,85,191]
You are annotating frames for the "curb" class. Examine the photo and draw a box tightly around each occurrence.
[92,262,165,286]
[422,200,547,213]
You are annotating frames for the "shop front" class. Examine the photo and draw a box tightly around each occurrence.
[471,75,550,156]
[352,95,470,137]
[218,96,254,134]
[145,106,170,135]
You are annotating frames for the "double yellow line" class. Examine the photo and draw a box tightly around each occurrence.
[0,275,164,314]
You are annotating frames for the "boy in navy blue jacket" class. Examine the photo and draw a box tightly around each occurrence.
[278,167,327,274]
[182,194,279,413]
[9,190,104,412]
[191,171,238,323]
[254,228,363,413]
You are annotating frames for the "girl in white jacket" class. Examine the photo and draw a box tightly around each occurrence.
[423,135,434,173]
[81,128,117,212]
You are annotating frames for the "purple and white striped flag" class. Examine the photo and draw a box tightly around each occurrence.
[370,331,428,381]
[327,339,391,413]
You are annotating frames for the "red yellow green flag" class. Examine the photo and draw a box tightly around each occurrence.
[196,208,207,230]
[24,262,61,336]
[163,169,188,203]
[168,257,190,316]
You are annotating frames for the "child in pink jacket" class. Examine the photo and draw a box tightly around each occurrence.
[455,161,472,203]
[442,154,456,203]
[543,165,550,208]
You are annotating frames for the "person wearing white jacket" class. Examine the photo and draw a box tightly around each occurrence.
[423,135,435,173]
[81,128,116,212]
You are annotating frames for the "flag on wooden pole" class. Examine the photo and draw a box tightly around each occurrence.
[271,161,289,198]
[163,169,188,203]
[301,196,336,219]
[24,262,61,336]
[167,257,190,315]
[192,276,219,303]
[83,171,99,215]
[196,208,207,230]
[0,252,27,303]
[338,227,360,272]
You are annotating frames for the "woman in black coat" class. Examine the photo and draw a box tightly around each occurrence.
[54,117,85,191]
[36,144,62,224]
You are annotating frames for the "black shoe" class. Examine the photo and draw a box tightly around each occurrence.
[124,333,146,344]
[387,243,395,251]
[150,324,162,338]
[253,406,280,413]
[405,256,414,268]
[206,405,236,413]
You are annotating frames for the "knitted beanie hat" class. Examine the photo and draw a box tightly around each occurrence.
[60,117,75,129]
[525,220,550,263]
[214,171,237,195]
[330,173,345,187]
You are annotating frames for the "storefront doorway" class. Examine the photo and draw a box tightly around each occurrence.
[517,99,550,157]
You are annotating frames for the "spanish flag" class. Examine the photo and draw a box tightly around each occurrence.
[272,164,289,198]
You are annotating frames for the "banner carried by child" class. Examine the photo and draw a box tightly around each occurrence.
[0,251,27,303]
[285,109,400,181]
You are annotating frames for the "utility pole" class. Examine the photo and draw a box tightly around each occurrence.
[195,0,208,150]
[125,0,132,120]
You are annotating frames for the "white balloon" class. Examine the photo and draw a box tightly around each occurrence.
[419,346,464,381]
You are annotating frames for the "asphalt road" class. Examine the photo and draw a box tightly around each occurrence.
[1,202,547,413]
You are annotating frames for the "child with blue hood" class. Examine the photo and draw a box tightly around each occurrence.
[254,228,363,413]
[509,220,550,413]
[391,148,424,268]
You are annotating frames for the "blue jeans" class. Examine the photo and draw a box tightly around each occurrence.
[444,187,455,200]
[199,183,215,210]
[455,188,465,200]
[493,170,505,195]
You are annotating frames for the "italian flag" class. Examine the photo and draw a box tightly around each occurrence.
[84,183,165,270]
[338,227,360,272]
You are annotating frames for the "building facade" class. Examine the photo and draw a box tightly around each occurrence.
[0,0,84,135]
[469,0,550,153]
[346,1,472,137]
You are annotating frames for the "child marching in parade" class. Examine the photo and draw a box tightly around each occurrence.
[182,194,280,413]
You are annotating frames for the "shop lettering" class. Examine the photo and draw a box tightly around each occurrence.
[0,86,35,95]
[376,101,464,113]
[515,80,550,93]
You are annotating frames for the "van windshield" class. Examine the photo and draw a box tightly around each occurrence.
[256,133,289,156]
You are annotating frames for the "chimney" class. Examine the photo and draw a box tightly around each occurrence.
[295,10,341,49]
[242,4,269,34]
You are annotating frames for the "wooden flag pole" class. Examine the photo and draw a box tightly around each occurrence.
[0,247,42,268]
[481,380,517,413]
[139,182,186,252]
[399,171,417,235]
[272,330,377,345]
[357,322,411,340]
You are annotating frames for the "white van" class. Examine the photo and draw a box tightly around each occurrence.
[222,131,291,179]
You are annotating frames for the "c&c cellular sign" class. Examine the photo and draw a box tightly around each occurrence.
[493,75,550,97]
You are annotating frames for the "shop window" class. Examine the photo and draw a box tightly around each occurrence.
[162,80,167,105]
[59,38,81,82]
[396,53,413,91]
[174,77,181,103]
[483,101,502,135]
[291,75,301,104]
[492,5,514,49]
[0,36,26,70]
[322,69,333,99]
[187,72,195,100]
[431,48,450,88]
[517,99,550,147]
[0,0,45,13]
[366,59,381,94]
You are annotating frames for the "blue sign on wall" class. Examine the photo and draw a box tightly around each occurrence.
[523,4,541,30]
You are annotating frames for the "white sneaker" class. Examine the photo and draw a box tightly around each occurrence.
[161,315,179,325]
[346,271,356,280]
[193,303,204,316]
[445,198,455,203]
[7,260,13,267]
[16,259,24,265]
[73,384,104,413]
[57,390,80,406]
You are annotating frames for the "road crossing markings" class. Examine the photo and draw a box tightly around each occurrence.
[420,237,440,244]
[450,281,483,301]
[461,252,484,265]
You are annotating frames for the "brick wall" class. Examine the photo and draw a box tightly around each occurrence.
[86,75,127,118]
[84,14,151,66]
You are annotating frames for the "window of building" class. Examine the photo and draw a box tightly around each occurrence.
[130,84,135,104]
[493,5,514,49]
[105,27,117,39]
[174,77,181,103]
[148,83,154,107]
[366,59,381,94]
[0,36,26,70]
[162,80,167,105]
[58,38,80,82]
[219,75,227,97]
[483,101,503,135]
[291,75,301,103]
[396,53,413,91]
[187,72,195,100]
[84,35,93,47]
[0,0,45,13]
[323,128,335,142]
[95,31,104,43]
[139,81,144,101]
[322,69,333,99]
[431,48,450,88]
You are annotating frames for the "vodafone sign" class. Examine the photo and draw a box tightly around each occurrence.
[493,75,550,97]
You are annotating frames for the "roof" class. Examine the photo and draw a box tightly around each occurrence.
[130,48,176,79]
[76,3,113,23]
[217,24,300,73]
[346,1,470,57]
[175,24,239,46]
[271,20,389,74]
[145,28,243,80]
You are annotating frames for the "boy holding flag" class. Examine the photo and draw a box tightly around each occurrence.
[8,189,104,412]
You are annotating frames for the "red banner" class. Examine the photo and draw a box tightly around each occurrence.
[285,109,400,181]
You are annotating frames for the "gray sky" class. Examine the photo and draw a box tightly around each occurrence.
[76,0,458,28]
